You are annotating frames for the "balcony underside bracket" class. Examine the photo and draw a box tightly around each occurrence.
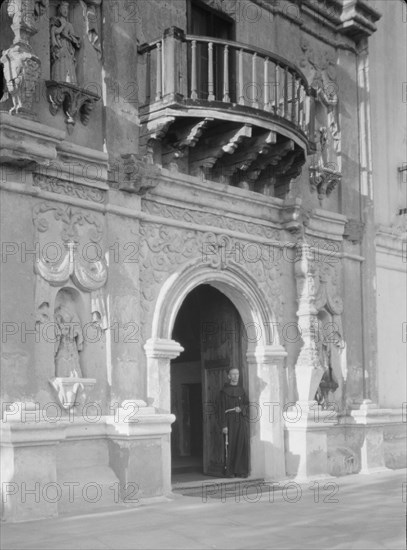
[189,124,252,175]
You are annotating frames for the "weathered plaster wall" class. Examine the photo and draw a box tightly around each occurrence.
[369,0,406,409]
[370,0,407,225]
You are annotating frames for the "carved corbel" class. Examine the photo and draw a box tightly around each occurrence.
[45,80,100,133]
[309,164,342,200]
[0,0,48,118]
[49,377,96,409]
[189,124,252,175]
[171,118,214,157]
[216,130,277,178]
[117,153,161,195]
[343,218,365,244]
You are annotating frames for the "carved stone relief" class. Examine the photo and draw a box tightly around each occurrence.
[294,239,345,407]
[141,200,280,240]
[33,202,106,409]
[0,0,47,117]
[139,222,283,339]
[46,1,100,131]
[313,262,345,409]
[300,38,342,201]
[109,154,161,195]
[50,1,81,83]
[80,0,102,59]
[33,173,106,203]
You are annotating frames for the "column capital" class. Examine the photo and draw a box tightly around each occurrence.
[247,344,287,365]
[144,338,184,360]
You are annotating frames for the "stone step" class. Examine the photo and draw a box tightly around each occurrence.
[172,477,267,499]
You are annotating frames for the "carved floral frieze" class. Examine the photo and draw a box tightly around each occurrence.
[139,223,284,338]
[142,200,280,240]
[33,173,106,203]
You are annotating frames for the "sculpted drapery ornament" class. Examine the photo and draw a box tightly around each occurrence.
[33,202,108,327]
[0,0,48,117]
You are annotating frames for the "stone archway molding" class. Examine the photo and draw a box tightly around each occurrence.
[144,259,287,480]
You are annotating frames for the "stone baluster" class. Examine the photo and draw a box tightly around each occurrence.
[208,42,215,101]
[251,52,258,108]
[283,66,289,118]
[155,41,162,101]
[263,57,270,111]
[191,40,198,99]
[291,74,296,123]
[274,64,279,115]
[222,44,230,102]
[238,48,244,105]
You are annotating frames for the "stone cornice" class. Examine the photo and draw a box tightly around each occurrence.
[305,208,347,241]
[252,0,379,49]
[376,224,406,256]
[338,0,381,41]
[0,111,65,166]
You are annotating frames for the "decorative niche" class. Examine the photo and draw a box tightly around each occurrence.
[45,0,101,133]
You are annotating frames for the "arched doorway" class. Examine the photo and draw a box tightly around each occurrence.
[144,260,288,492]
[170,284,249,479]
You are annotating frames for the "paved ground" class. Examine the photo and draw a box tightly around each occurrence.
[2,470,406,550]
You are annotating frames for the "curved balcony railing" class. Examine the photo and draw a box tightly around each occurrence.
[138,27,314,144]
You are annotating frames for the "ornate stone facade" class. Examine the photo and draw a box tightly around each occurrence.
[0,0,404,523]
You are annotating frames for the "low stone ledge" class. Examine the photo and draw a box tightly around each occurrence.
[0,112,65,166]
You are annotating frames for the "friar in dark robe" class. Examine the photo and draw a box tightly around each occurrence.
[219,367,250,478]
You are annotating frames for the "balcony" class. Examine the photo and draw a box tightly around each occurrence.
[138,27,316,195]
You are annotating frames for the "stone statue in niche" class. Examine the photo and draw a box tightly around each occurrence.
[54,303,83,378]
[50,1,81,83]
[314,316,340,408]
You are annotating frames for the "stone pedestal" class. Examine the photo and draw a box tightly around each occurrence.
[285,401,338,479]
[1,417,64,522]
[248,345,287,481]
[106,401,175,497]
[349,401,390,474]
[1,401,176,522]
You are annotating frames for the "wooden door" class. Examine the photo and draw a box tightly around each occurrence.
[199,286,247,476]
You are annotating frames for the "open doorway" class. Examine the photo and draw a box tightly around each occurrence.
[170,284,248,481]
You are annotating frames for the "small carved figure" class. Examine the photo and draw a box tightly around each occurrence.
[54,303,83,378]
[50,1,81,83]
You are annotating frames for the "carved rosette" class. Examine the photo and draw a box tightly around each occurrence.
[1,0,48,118]
[45,81,100,133]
